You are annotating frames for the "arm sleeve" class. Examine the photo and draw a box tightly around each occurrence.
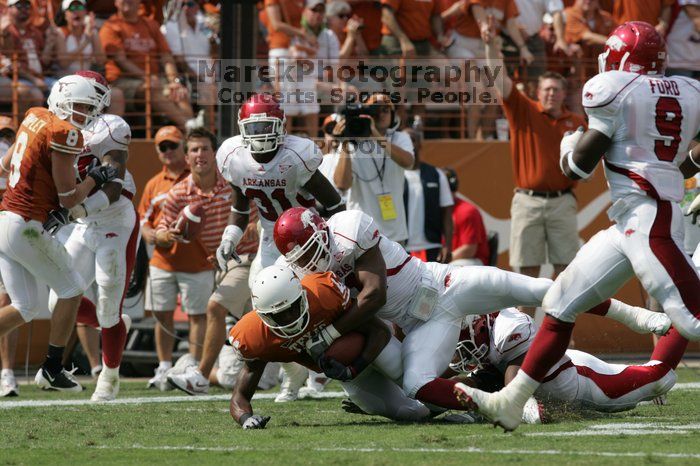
[49,124,84,155]
[437,170,454,208]
[582,73,626,138]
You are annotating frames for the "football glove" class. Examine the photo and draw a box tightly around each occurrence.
[43,208,73,235]
[305,325,341,362]
[341,398,369,416]
[241,414,271,430]
[685,193,700,225]
[318,355,368,382]
[216,225,243,272]
[87,160,119,188]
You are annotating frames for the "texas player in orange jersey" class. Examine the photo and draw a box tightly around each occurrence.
[228,266,432,429]
[0,75,118,392]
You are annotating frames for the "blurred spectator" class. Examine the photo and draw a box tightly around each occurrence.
[612,0,673,35]
[0,0,52,112]
[666,0,700,78]
[140,0,166,24]
[327,0,368,58]
[86,0,117,25]
[484,29,584,314]
[329,93,414,243]
[51,0,106,73]
[0,115,17,397]
[442,167,490,266]
[161,0,216,109]
[404,127,453,263]
[99,0,194,128]
[150,128,234,387]
[351,0,383,55]
[380,0,446,57]
[263,0,320,136]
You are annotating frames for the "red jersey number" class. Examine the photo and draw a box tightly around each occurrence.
[653,97,683,162]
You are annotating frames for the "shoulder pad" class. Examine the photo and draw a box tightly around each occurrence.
[582,71,640,109]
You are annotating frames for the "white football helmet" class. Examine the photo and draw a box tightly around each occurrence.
[449,314,494,374]
[251,265,310,338]
[75,70,112,112]
[47,75,101,129]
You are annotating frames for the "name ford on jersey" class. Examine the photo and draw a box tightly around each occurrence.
[242,178,287,187]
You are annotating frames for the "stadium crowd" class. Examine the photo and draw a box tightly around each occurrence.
[0,0,697,428]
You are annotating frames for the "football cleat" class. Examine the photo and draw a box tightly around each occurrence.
[35,366,83,392]
[454,382,524,432]
[147,367,173,391]
[90,367,120,402]
[298,372,330,399]
[168,367,210,396]
[0,373,19,397]
[274,363,308,403]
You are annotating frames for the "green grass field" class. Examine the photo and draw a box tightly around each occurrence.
[2,367,700,465]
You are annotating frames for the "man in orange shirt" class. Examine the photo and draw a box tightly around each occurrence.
[612,0,674,35]
[99,0,193,129]
[483,24,586,315]
[380,0,446,57]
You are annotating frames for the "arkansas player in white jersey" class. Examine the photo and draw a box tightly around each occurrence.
[45,72,139,401]
[452,309,676,416]
[273,207,669,412]
[456,22,700,432]
[215,94,343,281]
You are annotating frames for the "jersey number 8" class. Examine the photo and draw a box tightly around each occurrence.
[8,131,29,189]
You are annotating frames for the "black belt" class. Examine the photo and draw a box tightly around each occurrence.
[515,188,572,199]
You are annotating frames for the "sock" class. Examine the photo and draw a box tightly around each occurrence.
[585,299,612,316]
[76,298,99,328]
[44,344,64,374]
[1,368,14,378]
[650,328,689,370]
[158,360,173,371]
[520,315,574,382]
[101,319,127,369]
[100,364,119,378]
[415,378,464,410]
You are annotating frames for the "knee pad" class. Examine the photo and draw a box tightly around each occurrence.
[97,293,121,328]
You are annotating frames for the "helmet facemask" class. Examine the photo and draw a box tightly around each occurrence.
[256,290,310,338]
[285,227,331,276]
[449,316,492,374]
[239,114,285,154]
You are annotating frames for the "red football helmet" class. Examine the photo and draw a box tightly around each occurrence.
[598,21,666,75]
[449,313,496,374]
[75,70,112,112]
[238,93,286,154]
[274,207,331,275]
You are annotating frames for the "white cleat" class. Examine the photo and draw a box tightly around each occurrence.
[608,301,672,336]
[147,367,173,391]
[275,363,308,403]
[642,311,672,336]
[0,374,19,397]
[91,368,120,402]
[454,383,524,432]
[168,367,209,396]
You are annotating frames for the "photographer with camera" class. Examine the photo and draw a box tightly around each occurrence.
[330,93,414,244]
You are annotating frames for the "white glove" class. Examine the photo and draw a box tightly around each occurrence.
[242,414,271,430]
[216,225,243,272]
[686,193,700,225]
[559,126,589,178]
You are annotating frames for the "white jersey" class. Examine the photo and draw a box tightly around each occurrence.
[78,114,136,225]
[583,70,700,203]
[216,134,322,233]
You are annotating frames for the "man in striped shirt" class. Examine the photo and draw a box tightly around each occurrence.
[152,128,240,379]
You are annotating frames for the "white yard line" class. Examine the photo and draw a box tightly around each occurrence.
[526,422,700,437]
[87,444,700,460]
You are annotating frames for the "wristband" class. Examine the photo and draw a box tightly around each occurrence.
[567,151,591,180]
[689,150,700,170]
[325,199,345,212]
[322,324,341,344]
[57,189,76,197]
[82,190,110,216]
[110,178,124,186]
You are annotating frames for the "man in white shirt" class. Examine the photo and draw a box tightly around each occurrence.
[327,93,414,244]
[404,128,454,262]
[665,0,700,78]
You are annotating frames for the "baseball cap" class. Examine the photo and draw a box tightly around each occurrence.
[7,0,31,6]
[326,1,351,17]
[155,126,184,145]
[0,116,16,133]
[61,0,86,10]
[306,0,325,9]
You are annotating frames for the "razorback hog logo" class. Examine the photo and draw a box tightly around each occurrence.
[507,333,522,343]
[605,35,626,52]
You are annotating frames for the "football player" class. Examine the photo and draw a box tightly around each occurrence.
[273,207,670,412]
[229,265,431,429]
[215,93,345,401]
[456,22,700,431]
[452,309,676,416]
[0,74,117,391]
[45,71,139,401]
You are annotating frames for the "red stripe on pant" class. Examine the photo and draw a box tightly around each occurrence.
[575,363,672,399]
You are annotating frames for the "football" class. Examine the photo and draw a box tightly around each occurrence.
[173,203,206,241]
[323,331,365,366]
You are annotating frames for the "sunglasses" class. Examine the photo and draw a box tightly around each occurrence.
[12,2,32,9]
[336,13,350,19]
[158,141,180,152]
[67,3,86,11]
[311,5,325,13]
[184,1,197,7]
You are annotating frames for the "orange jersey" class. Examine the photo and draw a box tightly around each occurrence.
[228,272,351,371]
[1,108,84,223]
